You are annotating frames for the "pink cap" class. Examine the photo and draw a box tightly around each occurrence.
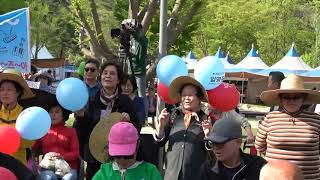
[108,122,139,156]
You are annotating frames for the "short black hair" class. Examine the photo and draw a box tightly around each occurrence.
[50,102,71,121]
[121,74,138,93]
[179,83,204,100]
[269,71,285,85]
[100,60,124,89]
[86,58,100,70]
[0,80,23,99]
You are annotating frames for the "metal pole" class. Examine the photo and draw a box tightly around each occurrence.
[157,0,167,175]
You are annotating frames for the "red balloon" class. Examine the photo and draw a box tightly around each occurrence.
[207,83,240,112]
[0,167,17,180]
[0,125,20,155]
[157,82,176,104]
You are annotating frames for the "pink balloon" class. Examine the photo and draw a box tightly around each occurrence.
[0,167,17,180]
[207,83,240,112]
[0,125,20,155]
[157,82,176,104]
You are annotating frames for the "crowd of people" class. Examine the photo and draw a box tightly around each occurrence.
[0,56,320,180]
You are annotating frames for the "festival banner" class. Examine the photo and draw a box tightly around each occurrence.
[0,8,30,73]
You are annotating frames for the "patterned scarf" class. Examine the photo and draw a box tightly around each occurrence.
[100,88,118,112]
[182,109,200,128]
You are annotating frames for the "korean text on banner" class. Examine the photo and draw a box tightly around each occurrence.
[0,8,31,73]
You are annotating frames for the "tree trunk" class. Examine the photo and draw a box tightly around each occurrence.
[141,0,159,34]
[128,0,139,19]
[146,1,203,79]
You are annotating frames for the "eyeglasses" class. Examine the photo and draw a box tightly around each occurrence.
[85,67,96,72]
[280,96,304,101]
[111,155,134,160]
[205,139,236,150]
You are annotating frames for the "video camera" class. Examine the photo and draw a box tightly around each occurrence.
[110,19,139,50]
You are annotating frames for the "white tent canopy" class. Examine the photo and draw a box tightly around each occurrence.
[31,45,54,59]
[256,44,312,76]
[214,47,234,69]
[228,45,269,72]
[184,51,197,70]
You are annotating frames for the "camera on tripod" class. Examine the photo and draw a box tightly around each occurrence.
[110,19,139,51]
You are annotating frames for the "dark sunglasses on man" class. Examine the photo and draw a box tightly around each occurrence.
[85,67,96,72]
[205,138,238,150]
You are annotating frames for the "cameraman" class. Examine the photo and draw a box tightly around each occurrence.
[122,19,148,122]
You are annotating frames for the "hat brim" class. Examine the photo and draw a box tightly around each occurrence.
[0,73,35,100]
[260,89,320,106]
[169,76,208,103]
[109,142,137,156]
[89,112,122,163]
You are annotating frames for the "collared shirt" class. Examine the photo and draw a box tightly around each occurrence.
[0,104,23,125]
[86,81,101,98]
[92,161,162,180]
[0,104,34,164]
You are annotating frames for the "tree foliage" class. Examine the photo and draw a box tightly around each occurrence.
[1,0,320,69]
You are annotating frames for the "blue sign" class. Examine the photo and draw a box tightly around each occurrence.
[0,8,30,73]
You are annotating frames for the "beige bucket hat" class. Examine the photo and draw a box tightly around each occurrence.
[89,112,122,163]
[260,74,320,106]
[168,76,208,103]
[0,68,35,99]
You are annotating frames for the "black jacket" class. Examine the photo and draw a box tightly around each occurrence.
[156,108,211,180]
[0,152,34,180]
[199,151,266,180]
[73,90,140,162]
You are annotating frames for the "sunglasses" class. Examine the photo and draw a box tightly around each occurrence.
[85,67,96,72]
[280,96,304,101]
[205,139,237,150]
[111,154,134,160]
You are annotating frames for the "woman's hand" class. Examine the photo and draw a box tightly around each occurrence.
[158,108,169,129]
[121,112,130,121]
[202,118,213,137]
[157,108,170,137]
[46,152,62,159]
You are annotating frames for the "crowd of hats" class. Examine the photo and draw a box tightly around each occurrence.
[0,75,89,156]
[156,55,240,111]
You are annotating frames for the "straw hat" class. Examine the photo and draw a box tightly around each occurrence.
[0,68,35,99]
[260,74,320,106]
[89,112,122,163]
[169,76,208,103]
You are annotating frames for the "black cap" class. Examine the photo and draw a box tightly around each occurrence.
[205,118,242,144]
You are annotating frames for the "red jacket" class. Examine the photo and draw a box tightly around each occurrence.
[32,122,80,170]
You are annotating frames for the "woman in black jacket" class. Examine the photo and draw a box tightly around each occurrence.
[73,61,140,180]
[155,76,212,180]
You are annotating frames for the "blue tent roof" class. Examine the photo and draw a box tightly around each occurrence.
[225,52,234,64]
[286,44,300,57]
[186,51,196,59]
[246,45,259,57]
[214,47,225,58]
[301,69,320,77]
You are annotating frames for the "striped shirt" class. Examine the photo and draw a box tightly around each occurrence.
[255,111,320,180]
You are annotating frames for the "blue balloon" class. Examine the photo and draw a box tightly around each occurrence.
[16,107,51,140]
[56,77,89,111]
[194,56,225,90]
[156,55,188,86]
